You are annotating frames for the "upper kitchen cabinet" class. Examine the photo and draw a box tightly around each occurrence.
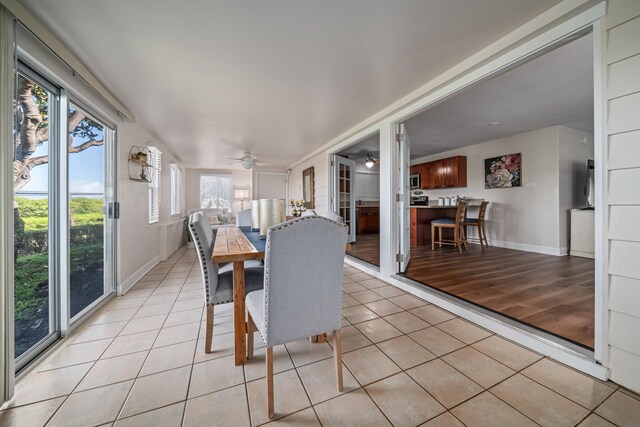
[417,155,467,189]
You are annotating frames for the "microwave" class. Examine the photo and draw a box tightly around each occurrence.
[410,174,420,189]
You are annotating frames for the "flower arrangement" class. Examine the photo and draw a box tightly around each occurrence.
[484,153,521,189]
[289,199,307,217]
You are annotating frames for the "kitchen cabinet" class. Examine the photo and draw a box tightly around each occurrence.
[357,206,379,234]
[416,156,466,189]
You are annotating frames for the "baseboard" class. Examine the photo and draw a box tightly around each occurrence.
[118,255,160,295]
[486,239,568,256]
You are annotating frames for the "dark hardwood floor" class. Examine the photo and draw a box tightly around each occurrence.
[404,244,595,348]
[347,233,380,267]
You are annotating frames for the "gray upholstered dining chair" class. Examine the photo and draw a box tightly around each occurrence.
[189,212,264,353]
[245,215,348,419]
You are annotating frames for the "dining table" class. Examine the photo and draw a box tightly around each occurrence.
[212,226,264,365]
[212,224,351,366]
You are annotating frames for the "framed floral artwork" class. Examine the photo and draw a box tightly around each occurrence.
[485,153,521,189]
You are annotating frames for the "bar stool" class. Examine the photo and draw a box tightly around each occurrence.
[464,201,490,248]
[431,201,468,253]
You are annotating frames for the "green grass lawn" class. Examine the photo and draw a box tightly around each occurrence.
[15,242,104,320]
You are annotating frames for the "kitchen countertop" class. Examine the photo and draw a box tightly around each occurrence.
[410,205,457,209]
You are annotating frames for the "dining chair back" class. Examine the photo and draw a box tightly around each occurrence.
[189,212,264,354]
[245,215,348,418]
[431,201,469,253]
[463,201,489,248]
[236,208,252,227]
[189,212,220,300]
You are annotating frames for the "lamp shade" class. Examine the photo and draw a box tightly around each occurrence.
[234,189,249,199]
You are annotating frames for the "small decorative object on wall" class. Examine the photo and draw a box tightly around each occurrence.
[289,199,306,217]
[302,166,315,209]
[485,153,521,189]
[128,145,152,182]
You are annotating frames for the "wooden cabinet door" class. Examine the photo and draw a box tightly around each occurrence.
[420,163,432,189]
[442,157,456,187]
[433,160,445,188]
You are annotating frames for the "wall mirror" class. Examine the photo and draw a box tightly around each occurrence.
[302,166,315,209]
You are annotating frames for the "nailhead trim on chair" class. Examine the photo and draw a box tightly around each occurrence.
[189,213,212,305]
[261,215,348,343]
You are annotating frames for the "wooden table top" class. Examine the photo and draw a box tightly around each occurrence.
[212,227,265,263]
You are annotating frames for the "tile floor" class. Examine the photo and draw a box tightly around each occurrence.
[2,247,640,426]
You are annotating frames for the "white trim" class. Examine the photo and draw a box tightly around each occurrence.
[118,255,159,295]
[592,18,609,366]
[344,257,608,380]
[484,239,569,257]
[0,4,15,403]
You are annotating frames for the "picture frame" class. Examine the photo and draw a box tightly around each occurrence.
[484,153,521,189]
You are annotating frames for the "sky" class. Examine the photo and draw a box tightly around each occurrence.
[18,108,105,197]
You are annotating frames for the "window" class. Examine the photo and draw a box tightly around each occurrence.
[148,146,162,223]
[200,174,233,212]
[170,163,182,216]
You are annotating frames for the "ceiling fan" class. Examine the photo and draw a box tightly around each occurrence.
[226,151,258,169]
[364,154,379,168]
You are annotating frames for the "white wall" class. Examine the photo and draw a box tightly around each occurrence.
[117,125,185,289]
[184,168,251,213]
[355,163,380,202]
[410,126,592,255]
[289,155,329,213]
[605,0,640,392]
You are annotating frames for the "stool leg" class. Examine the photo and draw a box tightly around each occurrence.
[431,224,435,250]
[438,227,442,248]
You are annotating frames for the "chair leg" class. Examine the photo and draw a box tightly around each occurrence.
[438,227,443,248]
[461,226,468,250]
[431,223,435,250]
[205,305,214,354]
[332,329,344,392]
[266,347,275,419]
[482,223,489,247]
[455,227,462,253]
[247,313,255,360]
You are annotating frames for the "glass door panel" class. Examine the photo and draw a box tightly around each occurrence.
[13,71,59,362]
[333,155,356,242]
[67,102,110,319]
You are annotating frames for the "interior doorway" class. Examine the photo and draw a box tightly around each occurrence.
[335,132,381,267]
[395,32,596,349]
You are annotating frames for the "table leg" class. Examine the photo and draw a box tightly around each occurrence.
[233,261,246,365]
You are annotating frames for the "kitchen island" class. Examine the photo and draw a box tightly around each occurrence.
[410,206,458,246]
[410,202,484,247]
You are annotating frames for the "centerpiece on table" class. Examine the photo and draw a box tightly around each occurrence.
[289,199,307,217]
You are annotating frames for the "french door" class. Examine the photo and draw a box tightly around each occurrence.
[333,155,356,243]
[397,124,411,272]
[13,64,116,370]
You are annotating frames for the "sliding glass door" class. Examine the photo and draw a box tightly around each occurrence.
[13,64,117,370]
[13,69,60,364]
[67,102,115,320]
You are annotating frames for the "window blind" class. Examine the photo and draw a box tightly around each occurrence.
[148,146,162,224]
[170,163,181,216]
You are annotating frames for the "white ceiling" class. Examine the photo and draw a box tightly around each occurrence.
[21,0,561,169]
[338,132,380,160]
[405,33,594,159]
